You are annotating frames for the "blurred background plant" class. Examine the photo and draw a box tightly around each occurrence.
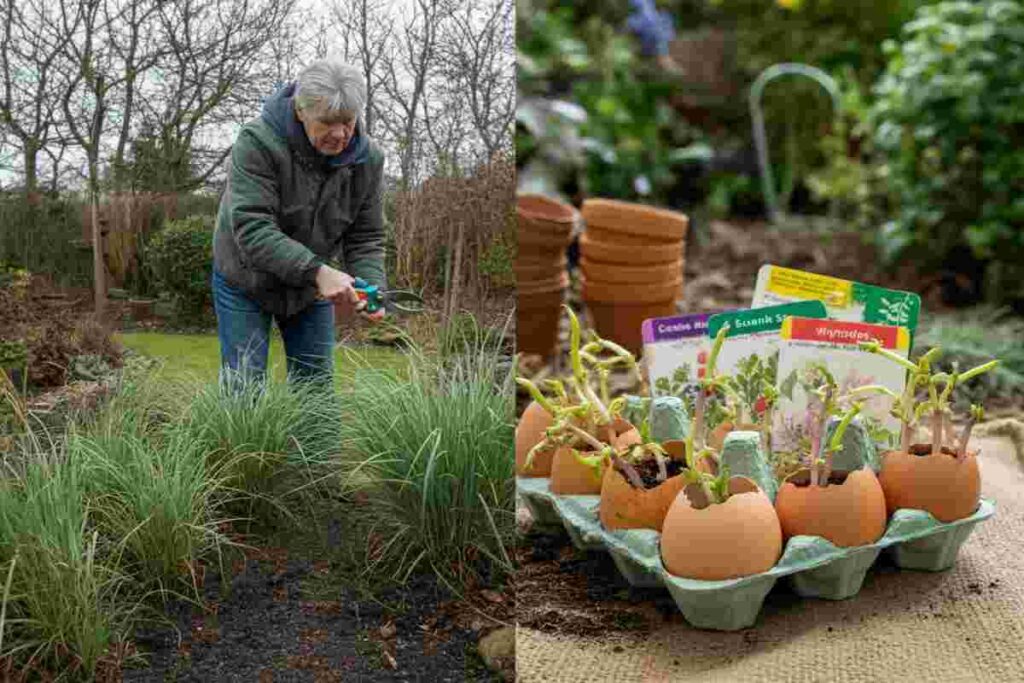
[869,0,1024,309]
[517,0,1024,312]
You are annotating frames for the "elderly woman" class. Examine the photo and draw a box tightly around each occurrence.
[212,59,385,389]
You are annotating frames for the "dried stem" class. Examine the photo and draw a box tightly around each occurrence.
[610,450,646,489]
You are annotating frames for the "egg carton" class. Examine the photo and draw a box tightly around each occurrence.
[516,397,996,631]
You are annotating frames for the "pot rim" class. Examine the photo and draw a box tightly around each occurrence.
[517,194,577,224]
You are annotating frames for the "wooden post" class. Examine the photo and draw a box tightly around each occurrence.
[92,192,106,315]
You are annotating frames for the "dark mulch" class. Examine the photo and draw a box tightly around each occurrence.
[120,495,511,683]
[124,557,504,682]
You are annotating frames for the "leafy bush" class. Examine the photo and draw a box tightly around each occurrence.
[144,215,214,315]
[870,1,1024,305]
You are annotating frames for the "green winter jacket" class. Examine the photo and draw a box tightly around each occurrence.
[212,82,386,318]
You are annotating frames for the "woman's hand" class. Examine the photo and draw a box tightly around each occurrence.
[315,265,360,308]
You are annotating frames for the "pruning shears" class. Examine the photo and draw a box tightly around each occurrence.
[353,277,426,314]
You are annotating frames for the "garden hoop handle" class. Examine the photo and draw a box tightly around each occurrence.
[749,63,842,224]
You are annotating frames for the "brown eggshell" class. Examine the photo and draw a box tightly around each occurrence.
[879,447,981,522]
[549,446,606,495]
[515,401,554,477]
[599,456,686,531]
[775,467,887,547]
[660,476,782,580]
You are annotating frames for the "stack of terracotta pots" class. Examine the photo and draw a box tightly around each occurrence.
[516,194,576,356]
[578,199,688,355]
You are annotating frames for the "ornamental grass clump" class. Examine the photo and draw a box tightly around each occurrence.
[178,376,344,525]
[340,329,515,585]
[0,452,138,676]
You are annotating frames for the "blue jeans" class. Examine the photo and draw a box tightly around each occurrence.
[212,270,335,391]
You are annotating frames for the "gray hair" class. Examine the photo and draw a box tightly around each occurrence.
[294,60,366,121]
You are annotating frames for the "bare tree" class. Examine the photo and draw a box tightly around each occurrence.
[0,0,79,197]
[330,0,393,138]
[436,0,514,163]
[134,0,293,190]
[377,0,451,190]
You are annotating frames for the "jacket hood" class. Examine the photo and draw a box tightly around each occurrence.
[260,81,369,167]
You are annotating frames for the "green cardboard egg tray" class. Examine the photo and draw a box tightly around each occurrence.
[516,396,995,631]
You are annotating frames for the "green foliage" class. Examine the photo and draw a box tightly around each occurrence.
[870,1,1024,305]
[0,339,27,369]
[144,215,214,316]
[114,126,200,192]
[341,335,514,584]
[440,312,506,358]
[517,3,702,203]
[672,0,926,207]
[476,232,515,290]
[913,308,1024,408]
[727,352,778,423]
[0,458,135,675]
[0,197,91,287]
[178,378,343,513]
[71,429,228,589]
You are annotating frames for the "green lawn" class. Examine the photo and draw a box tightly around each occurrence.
[117,332,410,389]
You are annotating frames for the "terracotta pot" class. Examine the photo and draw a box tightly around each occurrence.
[775,467,887,547]
[582,276,682,304]
[517,287,566,357]
[518,193,577,226]
[599,459,686,531]
[518,194,576,243]
[661,476,782,580]
[581,199,689,243]
[878,446,980,522]
[128,298,155,320]
[579,233,681,266]
[516,401,555,477]
[518,228,573,251]
[585,299,677,356]
[584,226,666,247]
[580,258,683,286]
[518,271,569,296]
[516,251,568,276]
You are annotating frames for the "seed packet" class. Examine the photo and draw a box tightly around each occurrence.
[752,264,921,337]
[703,301,828,427]
[642,313,718,399]
[772,316,911,455]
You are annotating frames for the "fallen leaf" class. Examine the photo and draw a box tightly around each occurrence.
[313,671,342,683]
[379,621,397,640]
[258,670,274,683]
[299,628,329,644]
